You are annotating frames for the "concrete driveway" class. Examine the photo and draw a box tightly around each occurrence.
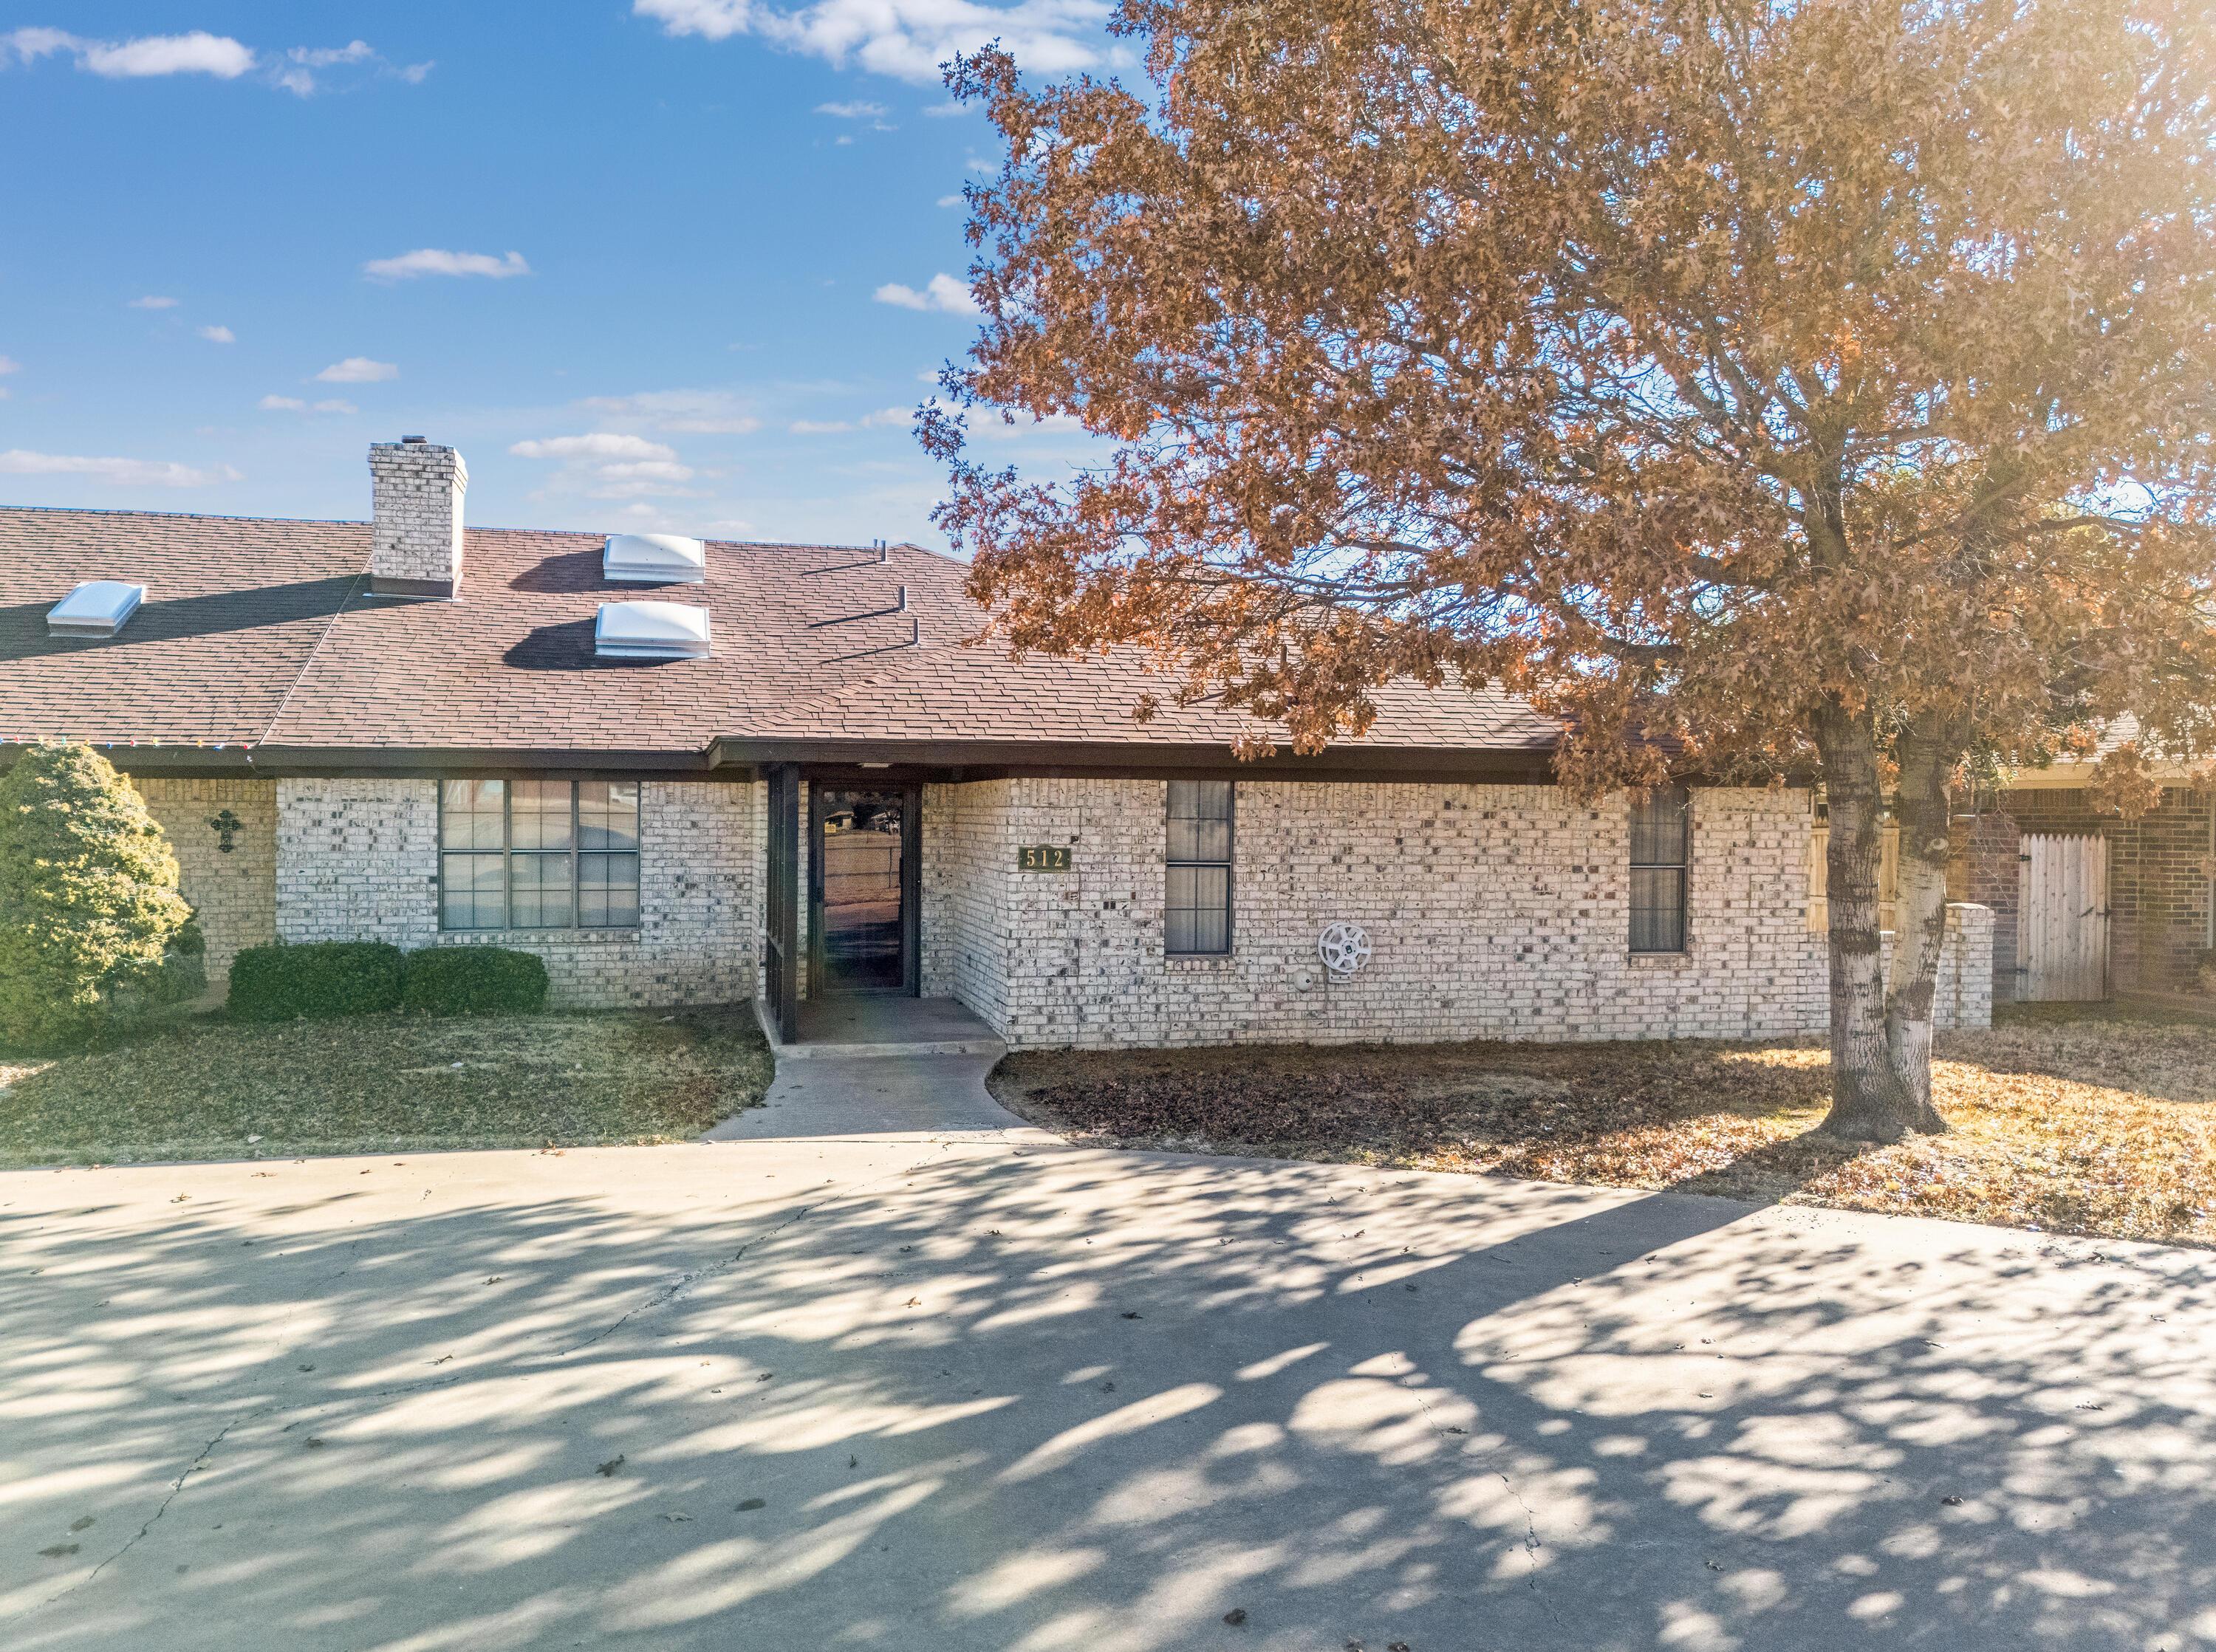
[3,1131,2212,1651]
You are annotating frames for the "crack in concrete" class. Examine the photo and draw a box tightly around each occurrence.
[558,1156,939,1357]
[1499,1470,1564,1628]
[43,1407,264,1608]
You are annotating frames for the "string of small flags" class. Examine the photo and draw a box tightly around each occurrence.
[8,735,255,758]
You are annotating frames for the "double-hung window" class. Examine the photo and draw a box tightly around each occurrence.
[1629,784,1691,953]
[1166,779,1234,955]
[440,779,641,931]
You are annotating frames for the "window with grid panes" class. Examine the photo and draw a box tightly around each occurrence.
[1629,784,1690,953]
[439,780,640,930]
[1165,779,1234,955]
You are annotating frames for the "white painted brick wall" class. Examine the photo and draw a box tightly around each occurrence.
[275,776,759,1008]
[917,777,1991,1049]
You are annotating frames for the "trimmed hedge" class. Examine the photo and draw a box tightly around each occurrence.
[228,942,405,1022]
[401,946,550,1016]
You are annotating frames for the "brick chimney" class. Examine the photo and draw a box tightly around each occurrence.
[367,436,468,598]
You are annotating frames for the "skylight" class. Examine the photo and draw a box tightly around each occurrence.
[595,600,711,660]
[47,580,146,637]
[603,533,706,584]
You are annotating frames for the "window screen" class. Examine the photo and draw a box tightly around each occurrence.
[440,780,642,931]
[1166,779,1234,955]
[1629,784,1690,953]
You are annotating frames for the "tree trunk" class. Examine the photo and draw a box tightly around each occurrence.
[1810,706,1948,1141]
[1883,719,1956,1130]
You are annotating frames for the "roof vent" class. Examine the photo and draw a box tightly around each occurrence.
[47,580,146,637]
[603,533,706,584]
[595,600,711,660]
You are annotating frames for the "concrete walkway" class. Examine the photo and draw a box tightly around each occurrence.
[702,997,1050,1142]
[4,1139,2213,1648]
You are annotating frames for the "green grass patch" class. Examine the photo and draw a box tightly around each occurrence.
[0,1004,770,1167]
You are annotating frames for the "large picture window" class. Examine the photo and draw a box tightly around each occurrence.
[1629,785,1690,953]
[1166,779,1234,955]
[440,779,640,931]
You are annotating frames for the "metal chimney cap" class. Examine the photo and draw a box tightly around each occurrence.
[400,434,428,444]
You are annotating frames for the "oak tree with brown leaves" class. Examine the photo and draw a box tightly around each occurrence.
[924,0,2216,1142]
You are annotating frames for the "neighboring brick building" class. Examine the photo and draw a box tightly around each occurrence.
[1950,774,2212,1004]
[0,440,1994,1047]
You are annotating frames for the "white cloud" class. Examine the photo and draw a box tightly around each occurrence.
[971,410,1088,440]
[575,389,762,435]
[936,193,963,208]
[22,30,259,79]
[922,99,965,116]
[293,40,374,68]
[6,29,421,95]
[128,295,178,309]
[0,356,18,375]
[1,27,73,64]
[510,433,676,462]
[511,431,704,498]
[0,448,239,487]
[814,99,886,117]
[315,357,397,383]
[261,394,355,414]
[632,0,1112,86]
[594,459,696,482]
[198,324,236,344]
[873,273,979,316]
[363,248,531,282]
[789,406,910,435]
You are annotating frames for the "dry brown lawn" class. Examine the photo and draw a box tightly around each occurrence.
[988,1003,2216,1249]
[0,1005,770,1168]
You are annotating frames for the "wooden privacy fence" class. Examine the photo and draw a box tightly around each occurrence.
[1805,821,1899,933]
[2017,832,2110,1001]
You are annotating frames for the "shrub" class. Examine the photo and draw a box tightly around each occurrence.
[228,942,405,1021]
[0,745,194,1047]
[402,946,550,1015]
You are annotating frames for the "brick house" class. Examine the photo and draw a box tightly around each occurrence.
[0,439,1993,1047]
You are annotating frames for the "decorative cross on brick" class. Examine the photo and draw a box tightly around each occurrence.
[207,809,244,854]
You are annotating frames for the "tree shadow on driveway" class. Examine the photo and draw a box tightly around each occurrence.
[1,1140,2210,1651]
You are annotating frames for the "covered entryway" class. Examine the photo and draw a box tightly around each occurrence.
[810,784,919,995]
[2018,832,2110,1001]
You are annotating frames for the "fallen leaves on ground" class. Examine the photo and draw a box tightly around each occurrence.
[989,1004,2216,1249]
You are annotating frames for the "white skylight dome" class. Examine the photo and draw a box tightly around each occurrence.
[603,533,706,584]
[595,600,711,660]
[47,580,146,637]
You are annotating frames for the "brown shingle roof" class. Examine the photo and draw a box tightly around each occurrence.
[0,504,1562,767]
[0,507,363,747]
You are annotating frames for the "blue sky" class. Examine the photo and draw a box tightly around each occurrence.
[0,2,1122,548]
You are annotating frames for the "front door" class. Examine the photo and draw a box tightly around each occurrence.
[810,786,917,994]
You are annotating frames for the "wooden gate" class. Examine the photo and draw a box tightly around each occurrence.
[2017,833,2110,1001]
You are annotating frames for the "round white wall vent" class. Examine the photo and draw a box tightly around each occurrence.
[1316,922,1372,976]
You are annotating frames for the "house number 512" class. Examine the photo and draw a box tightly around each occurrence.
[1016,845,1073,872]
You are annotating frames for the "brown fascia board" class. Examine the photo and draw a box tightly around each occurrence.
[708,736,1561,784]
[0,744,723,780]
